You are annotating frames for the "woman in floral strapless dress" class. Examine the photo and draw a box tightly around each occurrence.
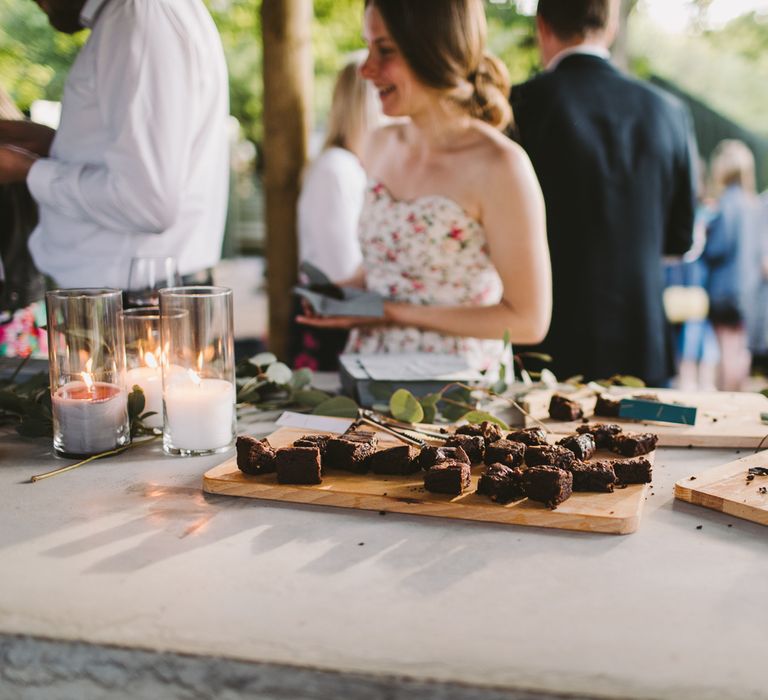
[298,0,552,370]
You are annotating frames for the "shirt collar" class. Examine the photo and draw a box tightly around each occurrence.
[546,44,611,71]
[80,0,112,28]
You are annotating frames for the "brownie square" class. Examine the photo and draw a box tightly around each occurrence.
[524,466,573,508]
[557,433,596,461]
[611,432,658,457]
[324,434,378,473]
[569,459,617,493]
[576,423,623,449]
[455,420,504,447]
[423,459,471,496]
[548,394,584,421]
[275,445,322,485]
[445,434,485,463]
[505,427,549,447]
[484,439,526,467]
[367,445,419,475]
[416,445,470,470]
[476,463,526,503]
[612,457,653,484]
[594,394,621,418]
[524,444,575,470]
[293,433,333,455]
[236,436,276,475]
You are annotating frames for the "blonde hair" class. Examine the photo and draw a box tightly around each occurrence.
[710,139,756,196]
[323,52,380,155]
[366,0,512,131]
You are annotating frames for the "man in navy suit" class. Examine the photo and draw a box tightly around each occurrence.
[511,0,696,386]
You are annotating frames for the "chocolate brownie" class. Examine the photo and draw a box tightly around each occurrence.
[275,445,322,484]
[524,466,573,508]
[505,427,549,446]
[611,432,658,457]
[445,434,485,463]
[484,439,526,467]
[524,444,575,469]
[324,433,378,473]
[612,457,653,484]
[416,445,470,470]
[548,394,584,421]
[576,423,623,448]
[236,436,276,475]
[367,445,419,475]
[423,459,471,496]
[455,420,504,447]
[569,459,617,493]
[293,433,333,455]
[557,433,596,461]
[476,463,526,503]
[594,394,621,418]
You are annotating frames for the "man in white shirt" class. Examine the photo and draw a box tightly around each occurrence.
[0,0,229,288]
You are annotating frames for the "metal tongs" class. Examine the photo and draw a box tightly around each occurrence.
[348,408,448,448]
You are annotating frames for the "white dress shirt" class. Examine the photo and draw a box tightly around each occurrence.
[546,44,611,71]
[27,0,229,288]
[297,147,366,282]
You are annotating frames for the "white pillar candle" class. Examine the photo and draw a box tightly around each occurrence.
[52,381,129,455]
[163,376,235,451]
[125,366,163,429]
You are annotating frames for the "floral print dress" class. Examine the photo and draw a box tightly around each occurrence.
[347,181,506,371]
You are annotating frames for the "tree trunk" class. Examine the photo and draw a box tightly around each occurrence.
[261,0,313,360]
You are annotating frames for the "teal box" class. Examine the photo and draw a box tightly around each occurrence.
[618,398,697,425]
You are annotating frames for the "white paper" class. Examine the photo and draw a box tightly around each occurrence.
[275,411,353,434]
[358,353,484,382]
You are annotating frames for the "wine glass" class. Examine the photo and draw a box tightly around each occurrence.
[126,257,181,308]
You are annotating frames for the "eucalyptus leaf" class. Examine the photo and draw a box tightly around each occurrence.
[461,410,509,430]
[389,389,424,424]
[440,401,470,422]
[290,367,313,390]
[312,396,359,418]
[293,389,331,408]
[265,362,293,385]
[610,375,646,388]
[420,401,436,424]
[127,386,146,422]
[491,379,508,395]
[249,352,278,368]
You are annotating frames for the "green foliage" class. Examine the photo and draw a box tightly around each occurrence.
[461,410,509,431]
[311,396,359,418]
[389,388,424,424]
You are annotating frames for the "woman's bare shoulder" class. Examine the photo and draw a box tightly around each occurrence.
[362,121,409,168]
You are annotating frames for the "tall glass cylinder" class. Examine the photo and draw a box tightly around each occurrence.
[122,307,163,430]
[46,289,130,457]
[159,286,236,456]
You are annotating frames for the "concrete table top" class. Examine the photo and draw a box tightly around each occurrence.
[0,403,766,700]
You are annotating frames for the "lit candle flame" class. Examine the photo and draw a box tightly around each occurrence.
[145,350,159,369]
[197,351,204,373]
[81,358,95,393]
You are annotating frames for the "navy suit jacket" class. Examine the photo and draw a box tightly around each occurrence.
[511,54,696,386]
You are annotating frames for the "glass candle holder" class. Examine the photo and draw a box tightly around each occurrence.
[122,307,163,430]
[46,289,130,458]
[159,286,236,456]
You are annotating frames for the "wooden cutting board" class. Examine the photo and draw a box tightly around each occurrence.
[203,427,651,535]
[674,452,768,526]
[522,388,768,448]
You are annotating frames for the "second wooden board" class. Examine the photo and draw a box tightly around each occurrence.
[203,427,652,535]
[522,388,768,448]
[674,451,768,526]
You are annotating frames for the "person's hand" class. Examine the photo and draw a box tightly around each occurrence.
[0,145,37,184]
[0,120,56,157]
